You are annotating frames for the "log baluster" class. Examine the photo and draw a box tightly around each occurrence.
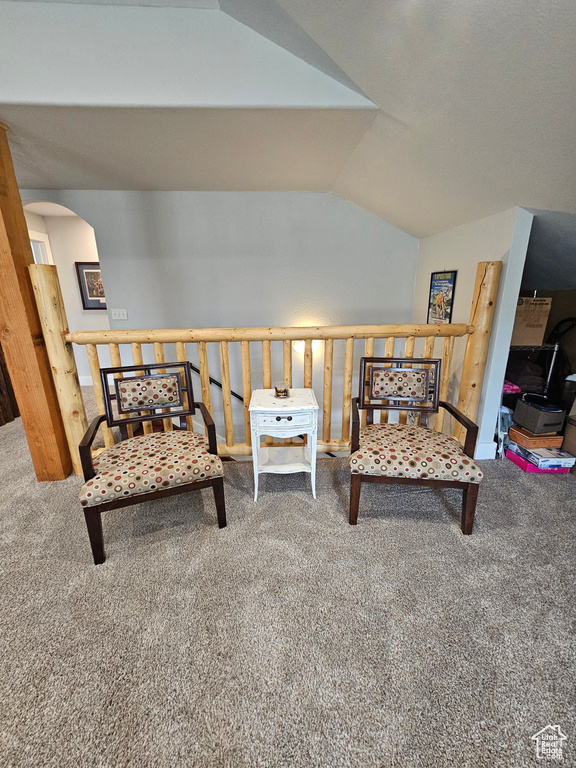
[379,336,396,423]
[175,341,193,431]
[341,337,354,441]
[130,342,153,434]
[304,339,313,389]
[398,336,415,425]
[109,342,134,438]
[322,338,334,444]
[197,341,212,415]
[362,338,374,427]
[87,344,114,448]
[220,341,234,448]
[153,341,173,431]
[241,340,252,447]
[262,340,273,445]
[283,340,293,444]
[435,336,455,434]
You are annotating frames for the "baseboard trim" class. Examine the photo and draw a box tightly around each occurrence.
[475,441,497,460]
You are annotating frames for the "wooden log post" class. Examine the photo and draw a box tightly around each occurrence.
[0,124,72,480]
[454,260,502,444]
[29,264,88,475]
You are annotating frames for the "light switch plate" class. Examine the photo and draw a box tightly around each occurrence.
[111,308,128,320]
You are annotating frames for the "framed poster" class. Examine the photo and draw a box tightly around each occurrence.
[427,270,457,324]
[75,262,107,310]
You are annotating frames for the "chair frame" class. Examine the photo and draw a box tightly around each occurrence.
[79,361,226,564]
[350,357,480,534]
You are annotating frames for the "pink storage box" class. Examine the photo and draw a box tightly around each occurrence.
[505,449,571,474]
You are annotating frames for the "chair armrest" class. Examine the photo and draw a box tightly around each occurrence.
[351,397,360,452]
[196,402,218,455]
[79,414,107,481]
[439,401,479,458]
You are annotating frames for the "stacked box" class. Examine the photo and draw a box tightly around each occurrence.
[508,425,564,449]
[505,449,571,474]
[510,297,552,346]
[513,399,565,434]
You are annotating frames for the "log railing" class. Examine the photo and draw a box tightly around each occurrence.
[77,326,468,455]
[29,262,501,475]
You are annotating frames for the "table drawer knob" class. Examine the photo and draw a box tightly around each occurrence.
[275,415,293,421]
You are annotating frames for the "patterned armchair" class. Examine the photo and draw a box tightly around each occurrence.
[349,358,483,534]
[79,362,225,564]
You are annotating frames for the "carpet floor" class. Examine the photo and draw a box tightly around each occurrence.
[0,415,574,767]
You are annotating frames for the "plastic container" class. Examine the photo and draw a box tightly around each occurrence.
[563,374,576,409]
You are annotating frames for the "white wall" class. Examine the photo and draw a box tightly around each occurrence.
[24,209,111,383]
[24,211,45,233]
[413,207,533,458]
[22,190,418,325]
[22,190,532,451]
[22,189,419,441]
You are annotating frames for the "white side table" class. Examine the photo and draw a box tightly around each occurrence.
[249,388,319,501]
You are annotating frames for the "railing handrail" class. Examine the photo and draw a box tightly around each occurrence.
[65,323,474,345]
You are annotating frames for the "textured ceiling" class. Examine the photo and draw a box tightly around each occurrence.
[2,0,576,255]
[3,105,375,191]
[9,0,220,6]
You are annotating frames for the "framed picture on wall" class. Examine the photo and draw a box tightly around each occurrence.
[75,262,107,310]
[427,270,457,324]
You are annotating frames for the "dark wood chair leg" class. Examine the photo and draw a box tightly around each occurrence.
[461,483,479,535]
[349,473,362,525]
[83,508,105,564]
[212,477,227,528]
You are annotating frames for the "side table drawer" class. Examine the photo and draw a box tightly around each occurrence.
[256,412,312,429]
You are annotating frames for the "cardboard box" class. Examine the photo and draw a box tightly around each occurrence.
[513,399,565,434]
[510,297,552,346]
[508,425,564,449]
[507,442,575,467]
[505,449,570,474]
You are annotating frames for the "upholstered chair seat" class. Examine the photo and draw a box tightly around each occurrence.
[350,423,483,483]
[80,431,223,508]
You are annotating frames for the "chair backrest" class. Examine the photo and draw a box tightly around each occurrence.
[358,357,441,417]
[100,361,196,429]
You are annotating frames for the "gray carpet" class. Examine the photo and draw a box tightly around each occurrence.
[0,414,574,768]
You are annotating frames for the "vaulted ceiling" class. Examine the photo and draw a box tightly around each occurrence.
[1,0,576,242]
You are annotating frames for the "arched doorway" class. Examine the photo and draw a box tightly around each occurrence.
[23,201,111,384]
